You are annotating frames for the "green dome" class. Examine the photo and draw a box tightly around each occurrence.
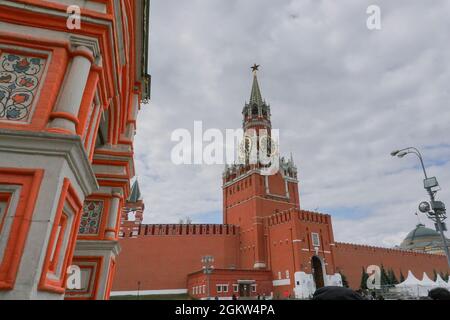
[399,224,449,253]
[404,224,440,241]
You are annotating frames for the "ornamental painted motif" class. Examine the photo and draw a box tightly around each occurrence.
[79,201,103,235]
[0,52,46,122]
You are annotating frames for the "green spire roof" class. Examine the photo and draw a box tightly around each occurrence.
[128,180,142,202]
[249,73,263,106]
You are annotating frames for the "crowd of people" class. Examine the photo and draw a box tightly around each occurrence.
[210,286,450,300]
[311,286,450,300]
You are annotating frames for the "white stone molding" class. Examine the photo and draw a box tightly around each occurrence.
[69,35,102,66]
[74,239,121,256]
[272,279,291,287]
[253,262,267,269]
[0,129,98,196]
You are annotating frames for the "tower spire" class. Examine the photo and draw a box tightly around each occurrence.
[242,64,271,131]
[250,64,263,106]
[129,179,142,202]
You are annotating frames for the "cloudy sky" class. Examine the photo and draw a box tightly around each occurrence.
[134,0,450,247]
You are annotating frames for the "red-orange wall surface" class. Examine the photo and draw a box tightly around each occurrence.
[112,225,239,292]
[334,242,450,289]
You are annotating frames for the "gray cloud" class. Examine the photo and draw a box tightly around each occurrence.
[135,0,450,246]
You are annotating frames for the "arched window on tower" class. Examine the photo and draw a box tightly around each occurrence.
[252,105,258,116]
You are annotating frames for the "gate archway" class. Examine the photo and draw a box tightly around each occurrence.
[311,256,325,289]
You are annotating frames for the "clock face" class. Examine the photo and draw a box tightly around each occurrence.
[238,135,253,163]
[260,135,278,158]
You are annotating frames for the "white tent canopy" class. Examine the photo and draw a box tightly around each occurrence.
[418,272,438,297]
[395,271,423,297]
[396,271,421,288]
[394,271,450,297]
[435,274,450,289]
[421,272,437,287]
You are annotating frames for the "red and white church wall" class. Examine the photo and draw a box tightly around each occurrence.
[0,0,150,300]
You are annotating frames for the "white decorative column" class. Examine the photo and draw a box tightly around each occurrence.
[105,191,122,240]
[48,46,93,133]
[131,93,140,121]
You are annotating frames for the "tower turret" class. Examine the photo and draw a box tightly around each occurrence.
[242,64,271,132]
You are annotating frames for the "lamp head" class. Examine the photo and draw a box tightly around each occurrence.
[390,150,400,157]
[418,201,431,213]
[397,151,408,158]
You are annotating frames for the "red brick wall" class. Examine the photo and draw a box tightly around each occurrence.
[112,224,239,292]
[267,173,286,196]
[334,242,450,289]
[112,217,450,296]
[267,209,336,296]
[223,171,300,270]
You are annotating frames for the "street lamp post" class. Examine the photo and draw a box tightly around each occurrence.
[137,280,141,300]
[201,255,214,300]
[391,147,450,267]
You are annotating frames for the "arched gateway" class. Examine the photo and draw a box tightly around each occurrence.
[311,256,325,289]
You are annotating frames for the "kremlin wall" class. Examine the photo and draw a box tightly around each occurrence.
[114,224,240,294]
[334,243,449,289]
[113,211,449,298]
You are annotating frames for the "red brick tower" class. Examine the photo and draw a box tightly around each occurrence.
[120,180,144,238]
[223,66,299,270]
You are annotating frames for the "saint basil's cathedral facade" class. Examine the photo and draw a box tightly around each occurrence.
[0,0,150,299]
[113,69,450,299]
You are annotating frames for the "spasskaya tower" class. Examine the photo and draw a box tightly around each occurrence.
[223,65,299,270]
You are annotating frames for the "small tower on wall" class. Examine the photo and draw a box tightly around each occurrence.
[120,180,144,238]
[223,66,299,270]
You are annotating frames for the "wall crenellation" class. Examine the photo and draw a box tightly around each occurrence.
[335,242,445,258]
[266,208,331,226]
[126,224,240,237]
[297,210,330,224]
